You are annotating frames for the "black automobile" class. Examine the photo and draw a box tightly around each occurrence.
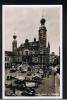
[27,72,31,76]
[21,91,30,96]
[16,84,26,91]
[49,70,51,75]
[32,76,41,81]
[7,75,12,80]
[21,88,35,96]
[10,68,16,73]
[24,87,36,94]
[5,83,12,88]
[15,80,25,85]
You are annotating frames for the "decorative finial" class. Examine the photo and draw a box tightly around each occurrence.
[13,32,17,39]
[40,9,46,25]
[42,9,44,18]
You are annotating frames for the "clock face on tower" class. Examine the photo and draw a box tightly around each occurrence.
[14,47,16,50]
[40,30,44,34]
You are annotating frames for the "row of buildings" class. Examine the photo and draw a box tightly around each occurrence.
[5,17,59,68]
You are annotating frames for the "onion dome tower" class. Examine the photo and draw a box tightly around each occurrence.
[38,16,47,67]
[39,17,47,48]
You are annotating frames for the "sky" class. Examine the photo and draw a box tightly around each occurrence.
[3,5,61,55]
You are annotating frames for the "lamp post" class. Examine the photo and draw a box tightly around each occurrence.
[26,58,28,64]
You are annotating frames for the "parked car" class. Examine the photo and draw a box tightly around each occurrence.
[23,87,36,94]
[21,89,35,96]
[7,75,12,80]
[5,83,12,88]
[27,71,31,76]
[26,82,38,88]
[10,68,16,72]
[16,84,26,91]
[32,73,42,80]
[32,76,41,81]
[15,80,25,85]
[5,89,13,96]
[21,68,27,73]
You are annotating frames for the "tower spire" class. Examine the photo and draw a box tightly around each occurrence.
[48,42,50,48]
[40,10,46,26]
[42,9,44,18]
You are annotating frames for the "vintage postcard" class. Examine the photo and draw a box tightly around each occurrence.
[2,5,62,99]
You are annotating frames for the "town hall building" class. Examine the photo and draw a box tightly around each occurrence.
[5,17,50,68]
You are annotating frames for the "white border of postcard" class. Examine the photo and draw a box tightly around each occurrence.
[2,5,63,99]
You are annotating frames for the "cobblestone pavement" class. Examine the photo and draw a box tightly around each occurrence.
[55,74,60,95]
[36,75,55,96]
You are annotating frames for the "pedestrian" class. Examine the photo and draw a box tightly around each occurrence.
[13,86,15,94]
[44,72,46,77]
[48,72,49,78]
[47,71,49,78]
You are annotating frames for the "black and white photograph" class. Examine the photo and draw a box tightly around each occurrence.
[2,5,62,99]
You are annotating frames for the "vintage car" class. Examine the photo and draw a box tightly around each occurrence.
[10,67,16,72]
[26,82,38,88]
[6,75,13,80]
[32,73,42,80]
[21,88,36,96]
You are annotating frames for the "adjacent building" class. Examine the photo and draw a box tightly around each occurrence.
[5,51,13,67]
[50,52,56,64]
[50,52,59,66]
